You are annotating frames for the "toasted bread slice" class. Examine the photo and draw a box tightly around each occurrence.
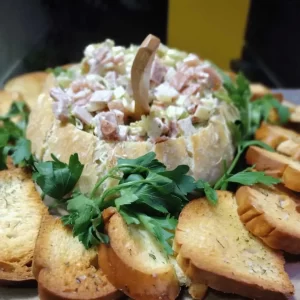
[4,72,48,109]
[0,168,48,283]
[98,208,180,300]
[33,215,122,300]
[175,191,294,300]
[236,185,300,254]
[255,123,300,159]
[246,146,300,192]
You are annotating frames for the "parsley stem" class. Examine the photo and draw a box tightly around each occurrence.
[97,179,151,207]
[90,173,121,198]
[213,145,243,190]
[90,164,150,198]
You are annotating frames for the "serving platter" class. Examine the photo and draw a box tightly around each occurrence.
[1,89,300,300]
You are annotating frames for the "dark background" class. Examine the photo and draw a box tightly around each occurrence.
[1,0,299,88]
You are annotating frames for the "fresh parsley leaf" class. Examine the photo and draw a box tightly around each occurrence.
[119,207,140,225]
[224,73,251,139]
[227,120,242,146]
[118,152,166,174]
[115,192,139,210]
[46,66,66,77]
[196,179,218,205]
[159,165,196,196]
[138,213,177,255]
[226,170,281,186]
[251,95,290,134]
[62,193,108,249]
[34,153,84,199]
[11,138,33,166]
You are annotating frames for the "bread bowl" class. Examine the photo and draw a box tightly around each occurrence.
[26,39,239,193]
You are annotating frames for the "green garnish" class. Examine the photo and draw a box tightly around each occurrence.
[60,152,218,253]
[33,153,84,199]
[0,101,30,168]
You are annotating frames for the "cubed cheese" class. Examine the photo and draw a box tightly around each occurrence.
[154,83,179,103]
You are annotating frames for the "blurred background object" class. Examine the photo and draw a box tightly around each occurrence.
[168,0,250,71]
[0,0,299,88]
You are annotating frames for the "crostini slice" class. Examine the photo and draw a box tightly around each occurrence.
[175,191,294,300]
[236,184,300,254]
[98,208,180,300]
[246,146,300,192]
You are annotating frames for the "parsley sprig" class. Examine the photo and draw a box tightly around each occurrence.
[0,101,31,168]
[61,152,218,254]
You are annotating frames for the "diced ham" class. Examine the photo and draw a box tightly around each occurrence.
[95,47,110,62]
[72,106,93,125]
[183,54,201,66]
[105,71,117,88]
[50,87,71,122]
[101,53,113,65]
[203,67,222,90]
[147,117,169,138]
[108,100,125,112]
[111,109,124,125]
[177,117,196,136]
[73,88,92,101]
[187,104,197,114]
[50,87,71,103]
[114,54,124,64]
[181,83,200,96]
[90,90,113,103]
[89,47,110,74]
[154,83,179,103]
[52,102,69,122]
[94,111,122,140]
[75,98,91,106]
[165,67,176,82]
[150,59,167,84]
[169,120,179,138]
[169,71,189,91]
[118,125,129,141]
[101,119,117,137]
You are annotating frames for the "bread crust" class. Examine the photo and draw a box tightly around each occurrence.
[246,146,300,192]
[33,215,122,300]
[175,191,294,300]
[0,90,23,115]
[98,209,180,300]
[26,94,55,160]
[0,168,48,283]
[4,72,48,109]
[236,185,300,254]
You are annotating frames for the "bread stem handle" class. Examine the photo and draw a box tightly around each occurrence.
[131,34,160,120]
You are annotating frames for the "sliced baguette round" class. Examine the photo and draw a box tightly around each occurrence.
[255,123,299,148]
[175,191,294,300]
[4,72,49,109]
[236,185,300,254]
[33,215,122,300]
[98,208,180,300]
[0,168,48,283]
[255,123,300,159]
[246,146,300,192]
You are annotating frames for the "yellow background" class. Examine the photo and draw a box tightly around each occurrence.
[168,0,250,70]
